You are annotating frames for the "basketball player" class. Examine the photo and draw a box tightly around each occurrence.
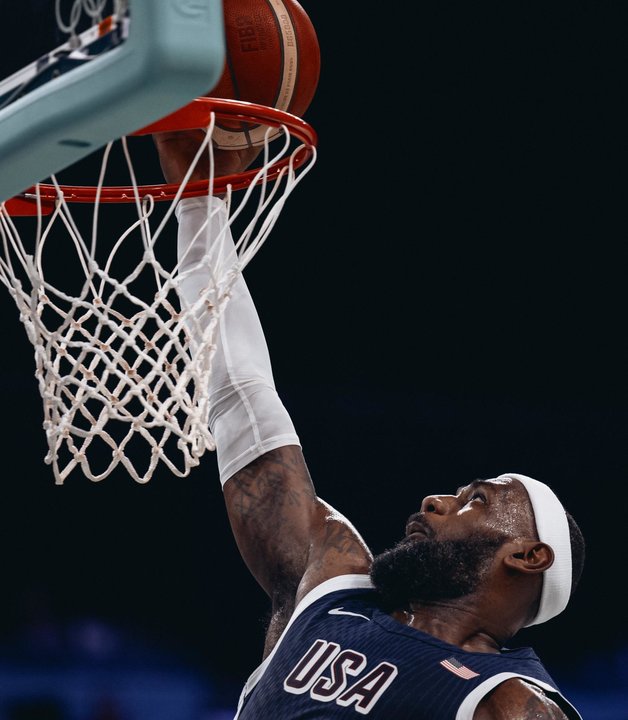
[153,131,585,719]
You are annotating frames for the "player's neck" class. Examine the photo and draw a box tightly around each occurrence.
[390,604,513,653]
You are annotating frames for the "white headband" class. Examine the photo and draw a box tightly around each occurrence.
[497,473,572,627]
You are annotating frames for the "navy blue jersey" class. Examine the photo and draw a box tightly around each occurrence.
[234,575,581,719]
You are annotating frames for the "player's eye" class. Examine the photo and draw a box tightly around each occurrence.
[470,492,487,503]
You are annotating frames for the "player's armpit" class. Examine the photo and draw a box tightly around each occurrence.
[223,445,372,604]
[474,678,570,719]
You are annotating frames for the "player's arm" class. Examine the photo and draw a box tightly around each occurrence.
[155,133,372,648]
[474,679,571,719]
[223,447,372,650]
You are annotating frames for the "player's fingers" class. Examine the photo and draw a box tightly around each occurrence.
[212,146,263,177]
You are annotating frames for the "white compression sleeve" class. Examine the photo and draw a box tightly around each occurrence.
[176,196,301,485]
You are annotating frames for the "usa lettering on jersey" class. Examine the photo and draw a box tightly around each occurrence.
[283,639,398,714]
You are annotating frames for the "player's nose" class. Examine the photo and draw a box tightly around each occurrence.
[420,494,455,514]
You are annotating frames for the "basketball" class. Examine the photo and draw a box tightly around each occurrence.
[208,0,321,149]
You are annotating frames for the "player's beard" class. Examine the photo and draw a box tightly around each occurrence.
[369,531,508,612]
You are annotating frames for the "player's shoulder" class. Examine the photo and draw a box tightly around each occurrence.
[474,677,571,719]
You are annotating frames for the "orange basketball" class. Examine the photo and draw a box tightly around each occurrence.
[207,0,321,149]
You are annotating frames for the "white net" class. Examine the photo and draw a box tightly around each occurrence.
[55,0,126,37]
[0,112,316,484]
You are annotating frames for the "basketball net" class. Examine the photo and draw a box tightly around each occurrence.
[0,101,317,484]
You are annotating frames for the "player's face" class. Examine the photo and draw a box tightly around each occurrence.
[369,477,535,610]
[407,476,534,545]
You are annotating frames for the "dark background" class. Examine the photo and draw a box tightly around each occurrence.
[0,1,626,717]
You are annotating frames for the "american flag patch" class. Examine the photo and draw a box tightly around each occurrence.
[439,656,480,680]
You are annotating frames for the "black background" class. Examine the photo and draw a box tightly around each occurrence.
[0,0,626,712]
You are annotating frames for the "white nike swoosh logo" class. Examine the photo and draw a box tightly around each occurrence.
[328,607,370,621]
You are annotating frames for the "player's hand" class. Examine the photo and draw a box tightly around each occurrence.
[152,130,262,186]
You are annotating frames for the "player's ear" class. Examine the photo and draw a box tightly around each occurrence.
[503,540,554,574]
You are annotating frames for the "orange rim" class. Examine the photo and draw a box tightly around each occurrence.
[5,98,318,216]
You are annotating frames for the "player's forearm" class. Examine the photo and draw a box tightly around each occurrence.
[176,195,301,483]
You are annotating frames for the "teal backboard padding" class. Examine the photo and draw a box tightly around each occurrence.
[0,0,226,204]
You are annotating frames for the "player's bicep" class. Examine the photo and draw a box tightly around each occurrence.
[223,445,372,600]
[474,678,570,719]
[296,499,373,603]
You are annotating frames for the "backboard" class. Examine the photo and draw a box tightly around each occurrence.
[0,0,226,205]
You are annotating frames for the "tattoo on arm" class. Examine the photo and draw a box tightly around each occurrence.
[306,503,374,574]
[522,692,569,719]
[224,447,373,656]
[229,449,313,520]
[224,447,317,592]
[476,679,571,719]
